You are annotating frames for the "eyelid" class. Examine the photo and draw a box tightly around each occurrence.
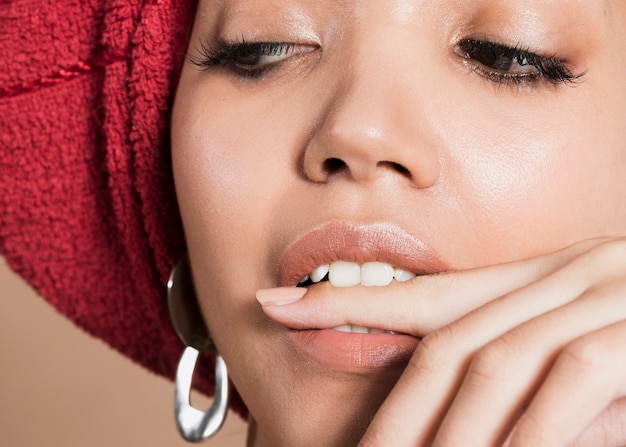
[453,38,585,87]
[188,39,319,78]
[248,43,317,65]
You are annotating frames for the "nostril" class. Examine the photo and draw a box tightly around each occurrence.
[380,161,412,179]
[323,157,348,175]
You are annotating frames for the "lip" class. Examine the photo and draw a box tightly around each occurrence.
[278,221,451,286]
[288,329,420,373]
[275,221,449,372]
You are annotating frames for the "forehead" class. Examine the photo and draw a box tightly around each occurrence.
[201,0,619,26]
[197,0,621,50]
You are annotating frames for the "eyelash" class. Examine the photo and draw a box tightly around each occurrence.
[189,40,298,79]
[455,39,585,87]
[189,38,586,87]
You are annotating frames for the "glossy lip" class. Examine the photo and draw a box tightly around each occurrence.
[276,221,450,373]
[278,221,451,286]
[288,329,420,373]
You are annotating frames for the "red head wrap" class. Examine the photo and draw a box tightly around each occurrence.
[0,0,246,417]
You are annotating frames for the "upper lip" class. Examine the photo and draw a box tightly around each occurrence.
[278,221,451,286]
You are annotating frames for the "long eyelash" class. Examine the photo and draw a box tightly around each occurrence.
[187,39,292,78]
[458,39,587,87]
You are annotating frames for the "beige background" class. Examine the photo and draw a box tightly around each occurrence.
[0,258,247,447]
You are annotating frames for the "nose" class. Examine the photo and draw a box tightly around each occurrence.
[302,36,441,189]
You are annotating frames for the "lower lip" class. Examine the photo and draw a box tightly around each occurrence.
[288,329,419,373]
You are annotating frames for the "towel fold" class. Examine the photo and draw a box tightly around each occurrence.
[0,0,247,417]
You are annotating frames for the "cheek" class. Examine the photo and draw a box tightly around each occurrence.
[177,112,277,214]
[456,123,569,220]
[444,92,626,259]
[177,79,320,204]
[171,80,305,300]
[171,90,287,369]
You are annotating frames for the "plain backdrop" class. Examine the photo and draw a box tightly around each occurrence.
[0,258,247,447]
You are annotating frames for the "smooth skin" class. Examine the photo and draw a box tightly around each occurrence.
[172,0,626,445]
[263,239,626,446]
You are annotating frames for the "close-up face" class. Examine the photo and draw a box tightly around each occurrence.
[172,0,626,445]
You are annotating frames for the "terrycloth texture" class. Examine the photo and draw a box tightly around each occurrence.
[0,0,247,417]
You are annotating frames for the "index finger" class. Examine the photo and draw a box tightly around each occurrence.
[257,239,601,336]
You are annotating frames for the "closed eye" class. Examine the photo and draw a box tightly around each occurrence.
[455,39,586,87]
[189,40,318,78]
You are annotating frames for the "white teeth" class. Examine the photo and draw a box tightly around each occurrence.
[310,261,417,287]
[328,261,361,287]
[310,264,329,283]
[331,325,391,334]
[361,262,394,286]
[393,268,417,283]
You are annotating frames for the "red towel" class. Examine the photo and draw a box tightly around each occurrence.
[0,0,246,417]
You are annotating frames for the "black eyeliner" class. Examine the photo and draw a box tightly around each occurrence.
[188,39,295,78]
[457,39,586,86]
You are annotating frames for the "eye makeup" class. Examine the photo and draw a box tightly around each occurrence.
[188,0,589,89]
[454,38,586,87]
[188,39,317,79]
[189,35,586,89]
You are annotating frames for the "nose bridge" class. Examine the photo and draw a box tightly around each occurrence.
[304,21,441,188]
[331,43,410,151]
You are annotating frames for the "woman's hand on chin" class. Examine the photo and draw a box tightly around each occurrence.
[260,237,626,446]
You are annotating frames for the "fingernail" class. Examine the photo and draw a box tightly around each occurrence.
[256,287,307,306]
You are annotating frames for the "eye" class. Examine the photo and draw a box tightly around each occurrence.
[225,42,297,71]
[462,41,534,74]
[455,39,584,86]
[189,40,318,78]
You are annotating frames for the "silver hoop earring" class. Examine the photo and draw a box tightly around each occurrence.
[168,257,229,442]
[174,347,229,442]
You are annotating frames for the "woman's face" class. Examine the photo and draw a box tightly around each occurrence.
[172,0,626,445]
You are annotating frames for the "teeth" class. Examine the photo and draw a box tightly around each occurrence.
[305,261,417,287]
[361,262,394,286]
[328,261,361,287]
[310,264,329,283]
[331,325,393,334]
[393,268,417,283]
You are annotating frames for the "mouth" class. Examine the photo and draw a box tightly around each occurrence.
[279,221,450,287]
[297,259,416,335]
[291,328,419,372]
[274,222,450,372]
[297,260,417,288]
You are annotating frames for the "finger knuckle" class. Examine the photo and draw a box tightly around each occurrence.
[513,411,558,446]
[579,239,626,280]
[468,338,516,383]
[560,336,614,373]
[411,326,458,374]
[570,399,626,447]
[604,399,626,445]
[581,280,626,308]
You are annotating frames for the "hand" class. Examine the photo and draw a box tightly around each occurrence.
[259,238,626,446]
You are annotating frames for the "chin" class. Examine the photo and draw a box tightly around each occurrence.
[246,366,401,447]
